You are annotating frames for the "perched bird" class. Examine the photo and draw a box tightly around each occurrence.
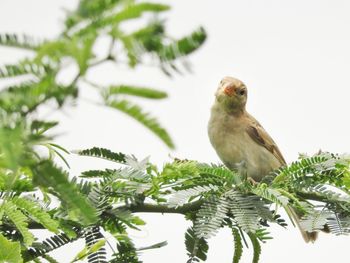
[208,76,317,242]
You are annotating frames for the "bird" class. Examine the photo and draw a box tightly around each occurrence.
[207,76,317,242]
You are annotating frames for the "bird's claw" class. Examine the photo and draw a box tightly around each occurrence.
[247,177,257,186]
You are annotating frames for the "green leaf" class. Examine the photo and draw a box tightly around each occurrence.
[35,34,96,75]
[0,33,40,50]
[109,2,170,23]
[272,155,328,184]
[226,191,261,233]
[129,21,164,52]
[252,185,289,206]
[168,185,218,208]
[32,160,98,225]
[12,196,59,233]
[76,2,170,36]
[70,33,97,74]
[232,228,243,263]
[72,239,106,262]
[0,234,23,263]
[119,34,140,67]
[247,233,261,263]
[255,229,273,242]
[194,195,229,239]
[75,147,126,163]
[106,85,167,99]
[3,201,34,245]
[326,213,350,236]
[158,27,207,61]
[80,169,118,178]
[185,227,208,263]
[46,143,71,169]
[23,232,81,261]
[0,124,25,171]
[137,240,167,251]
[113,234,141,263]
[0,78,77,114]
[31,120,58,135]
[34,40,67,63]
[76,0,121,18]
[107,99,174,149]
[0,62,45,79]
[199,165,242,186]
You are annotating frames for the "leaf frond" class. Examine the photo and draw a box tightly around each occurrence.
[75,147,127,163]
[247,233,261,263]
[105,85,167,99]
[231,228,243,263]
[107,99,174,149]
[194,195,229,239]
[158,27,207,61]
[185,227,208,263]
[32,160,98,225]
[168,185,218,208]
[11,196,59,233]
[2,201,34,245]
[25,231,81,261]
[0,33,41,50]
[225,191,261,233]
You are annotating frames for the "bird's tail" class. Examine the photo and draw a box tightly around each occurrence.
[285,206,318,243]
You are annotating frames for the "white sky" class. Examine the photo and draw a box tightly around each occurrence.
[1,0,350,262]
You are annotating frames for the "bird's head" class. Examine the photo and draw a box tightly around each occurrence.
[215,76,247,113]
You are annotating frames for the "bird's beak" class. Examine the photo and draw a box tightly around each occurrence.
[224,86,235,97]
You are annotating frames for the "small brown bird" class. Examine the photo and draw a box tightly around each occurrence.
[208,76,317,242]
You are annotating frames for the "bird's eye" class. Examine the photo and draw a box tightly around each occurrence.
[238,89,246,96]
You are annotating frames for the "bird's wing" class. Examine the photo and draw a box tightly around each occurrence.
[245,118,286,166]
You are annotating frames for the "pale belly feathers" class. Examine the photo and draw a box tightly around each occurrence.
[208,110,281,181]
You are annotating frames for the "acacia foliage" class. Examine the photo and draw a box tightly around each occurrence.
[72,150,350,263]
[1,1,350,263]
[0,0,206,262]
[3,139,350,262]
[0,0,207,149]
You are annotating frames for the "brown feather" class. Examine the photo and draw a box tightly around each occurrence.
[245,120,286,166]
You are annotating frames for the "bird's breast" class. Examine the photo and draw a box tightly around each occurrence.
[208,110,280,181]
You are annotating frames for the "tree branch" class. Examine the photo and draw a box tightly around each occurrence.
[21,189,340,232]
[127,200,203,214]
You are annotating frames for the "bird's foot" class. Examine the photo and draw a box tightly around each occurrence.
[247,177,258,186]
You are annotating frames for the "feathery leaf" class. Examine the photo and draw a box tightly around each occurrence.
[326,213,350,236]
[247,233,261,263]
[105,85,167,99]
[75,147,127,163]
[232,228,243,263]
[225,191,261,233]
[0,33,40,50]
[3,201,34,245]
[168,185,218,208]
[107,99,174,149]
[0,234,23,263]
[32,160,98,225]
[158,27,207,61]
[185,227,208,263]
[25,232,81,261]
[12,197,59,233]
[194,195,229,239]
[0,63,45,79]
[76,2,170,35]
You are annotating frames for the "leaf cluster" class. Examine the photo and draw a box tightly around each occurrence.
[0,0,207,149]
[0,0,206,262]
[54,149,349,263]
[2,1,350,263]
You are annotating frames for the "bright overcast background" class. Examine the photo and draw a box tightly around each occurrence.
[1,0,350,262]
